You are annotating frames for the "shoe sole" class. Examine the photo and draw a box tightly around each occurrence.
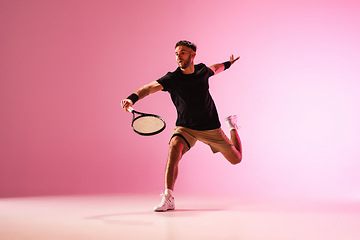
[154,207,175,212]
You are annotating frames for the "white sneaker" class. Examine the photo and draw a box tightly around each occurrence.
[153,193,175,212]
[224,115,239,130]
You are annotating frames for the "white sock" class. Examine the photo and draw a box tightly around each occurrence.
[165,189,173,197]
[227,123,236,131]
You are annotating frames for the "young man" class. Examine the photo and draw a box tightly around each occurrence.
[121,40,242,212]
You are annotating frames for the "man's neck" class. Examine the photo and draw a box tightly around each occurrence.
[180,64,195,74]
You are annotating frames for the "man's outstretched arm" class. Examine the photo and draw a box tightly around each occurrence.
[121,81,163,111]
[209,54,240,75]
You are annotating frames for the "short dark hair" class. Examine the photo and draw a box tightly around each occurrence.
[175,40,197,52]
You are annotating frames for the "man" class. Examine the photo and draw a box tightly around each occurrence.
[121,40,242,212]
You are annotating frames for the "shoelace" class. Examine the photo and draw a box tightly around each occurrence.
[159,193,172,205]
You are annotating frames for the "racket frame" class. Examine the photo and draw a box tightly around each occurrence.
[129,108,166,136]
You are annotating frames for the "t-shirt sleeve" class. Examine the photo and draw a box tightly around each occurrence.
[208,67,215,77]
[156,72,175,92]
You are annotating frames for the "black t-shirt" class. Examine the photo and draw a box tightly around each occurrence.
[157,63,221,130]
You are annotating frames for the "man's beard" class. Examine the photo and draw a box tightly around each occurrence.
[179,56,191,69]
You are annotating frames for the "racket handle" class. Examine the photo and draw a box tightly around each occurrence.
[126,107,134,113]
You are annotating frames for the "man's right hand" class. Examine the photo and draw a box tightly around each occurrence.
[121,99,133,112]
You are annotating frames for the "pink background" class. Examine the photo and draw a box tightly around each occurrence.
[1,0,359,200]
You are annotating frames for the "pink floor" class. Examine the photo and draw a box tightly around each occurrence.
[1,194,360,240]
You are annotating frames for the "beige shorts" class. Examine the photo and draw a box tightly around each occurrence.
[170,126,233,153]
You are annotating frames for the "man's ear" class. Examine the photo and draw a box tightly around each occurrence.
[191,51,196,59]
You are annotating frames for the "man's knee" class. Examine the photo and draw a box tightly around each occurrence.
[222,149,242,165]
[169,136,188,154]
[231,154,242,165]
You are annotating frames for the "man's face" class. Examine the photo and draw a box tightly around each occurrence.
[175,45,194,69]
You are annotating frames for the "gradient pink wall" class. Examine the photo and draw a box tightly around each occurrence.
[1,0,359,200]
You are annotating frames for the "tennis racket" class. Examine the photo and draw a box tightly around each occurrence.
[126,107,166,136]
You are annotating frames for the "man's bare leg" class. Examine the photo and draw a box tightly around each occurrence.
[165,136,188,190]
[154,136,188,212]
[222,115,242,165]
[230,129,242,156]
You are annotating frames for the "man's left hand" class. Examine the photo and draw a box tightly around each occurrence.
[230,54,240,65]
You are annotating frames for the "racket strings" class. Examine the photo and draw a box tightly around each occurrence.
[132,116,165,134]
